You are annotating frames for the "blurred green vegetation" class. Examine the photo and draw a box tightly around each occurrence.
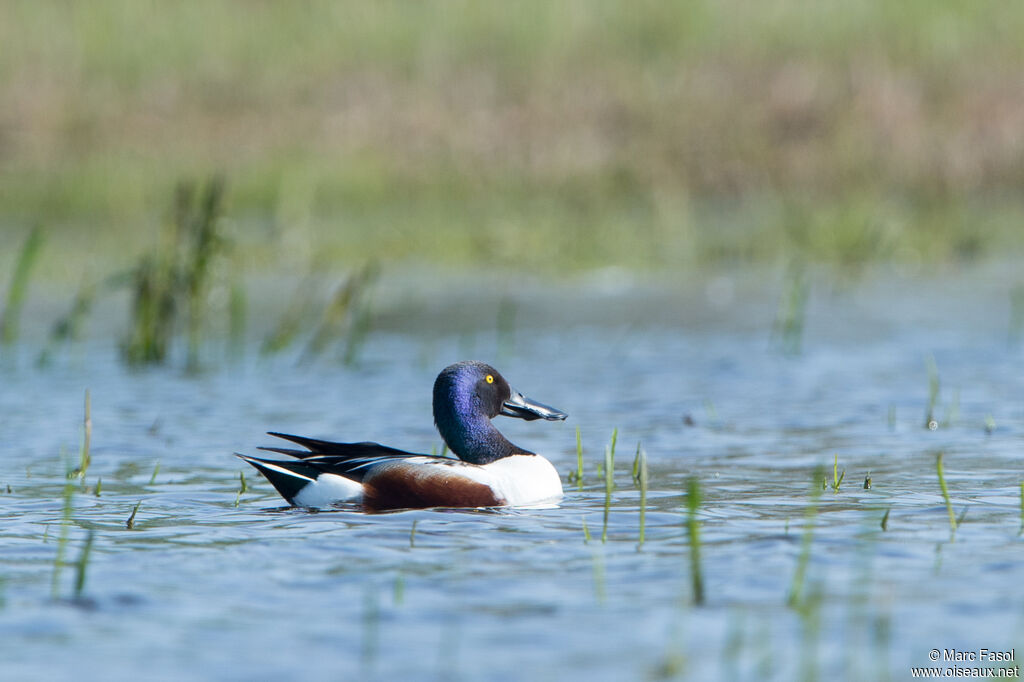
[1,0,1023,278]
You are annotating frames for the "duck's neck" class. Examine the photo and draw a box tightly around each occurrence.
[435,406,533,465]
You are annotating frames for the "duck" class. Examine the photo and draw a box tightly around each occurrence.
[237,361,567,511]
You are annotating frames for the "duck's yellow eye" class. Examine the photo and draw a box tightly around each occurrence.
[485,374,494,384]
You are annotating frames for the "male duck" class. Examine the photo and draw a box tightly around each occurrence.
[238,361,567,511]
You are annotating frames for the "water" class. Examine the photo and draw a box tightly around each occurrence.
[1,264,1023,681]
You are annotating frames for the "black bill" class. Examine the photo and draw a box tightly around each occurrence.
[500,389,568,421]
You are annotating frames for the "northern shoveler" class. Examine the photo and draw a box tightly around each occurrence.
[237,361,567,511]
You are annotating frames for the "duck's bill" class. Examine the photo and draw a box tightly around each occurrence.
[501,389,568,421]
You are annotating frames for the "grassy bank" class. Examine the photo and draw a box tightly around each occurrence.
[2,1,1023,276]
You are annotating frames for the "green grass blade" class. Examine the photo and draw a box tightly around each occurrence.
[773,264,808,356]
[361,586,380,673]
[1,225,45,346]
[51,478,74,599]
[685,477,704,605]
[261,276,317,355]
[126,501,142,529]
[228,274,247,361]
[574,426,584,490]
[601,444,612,544]
[637,445,648,548]
[234,470,248,507]
[73,531,95,599]
[302,263,378,363]
[78,390,91,480]
[936,453,957,540]
[788,471,822,607]
[38,279,97,366]
[925,355,940,430]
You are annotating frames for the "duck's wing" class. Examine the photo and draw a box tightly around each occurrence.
[264,431,422,460]
[240,432,502,510]
[255,431,451,482]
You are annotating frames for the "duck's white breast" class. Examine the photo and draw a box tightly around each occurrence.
[456,455,563,507]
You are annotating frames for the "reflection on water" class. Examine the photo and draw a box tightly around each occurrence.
[1,265,1023,681]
